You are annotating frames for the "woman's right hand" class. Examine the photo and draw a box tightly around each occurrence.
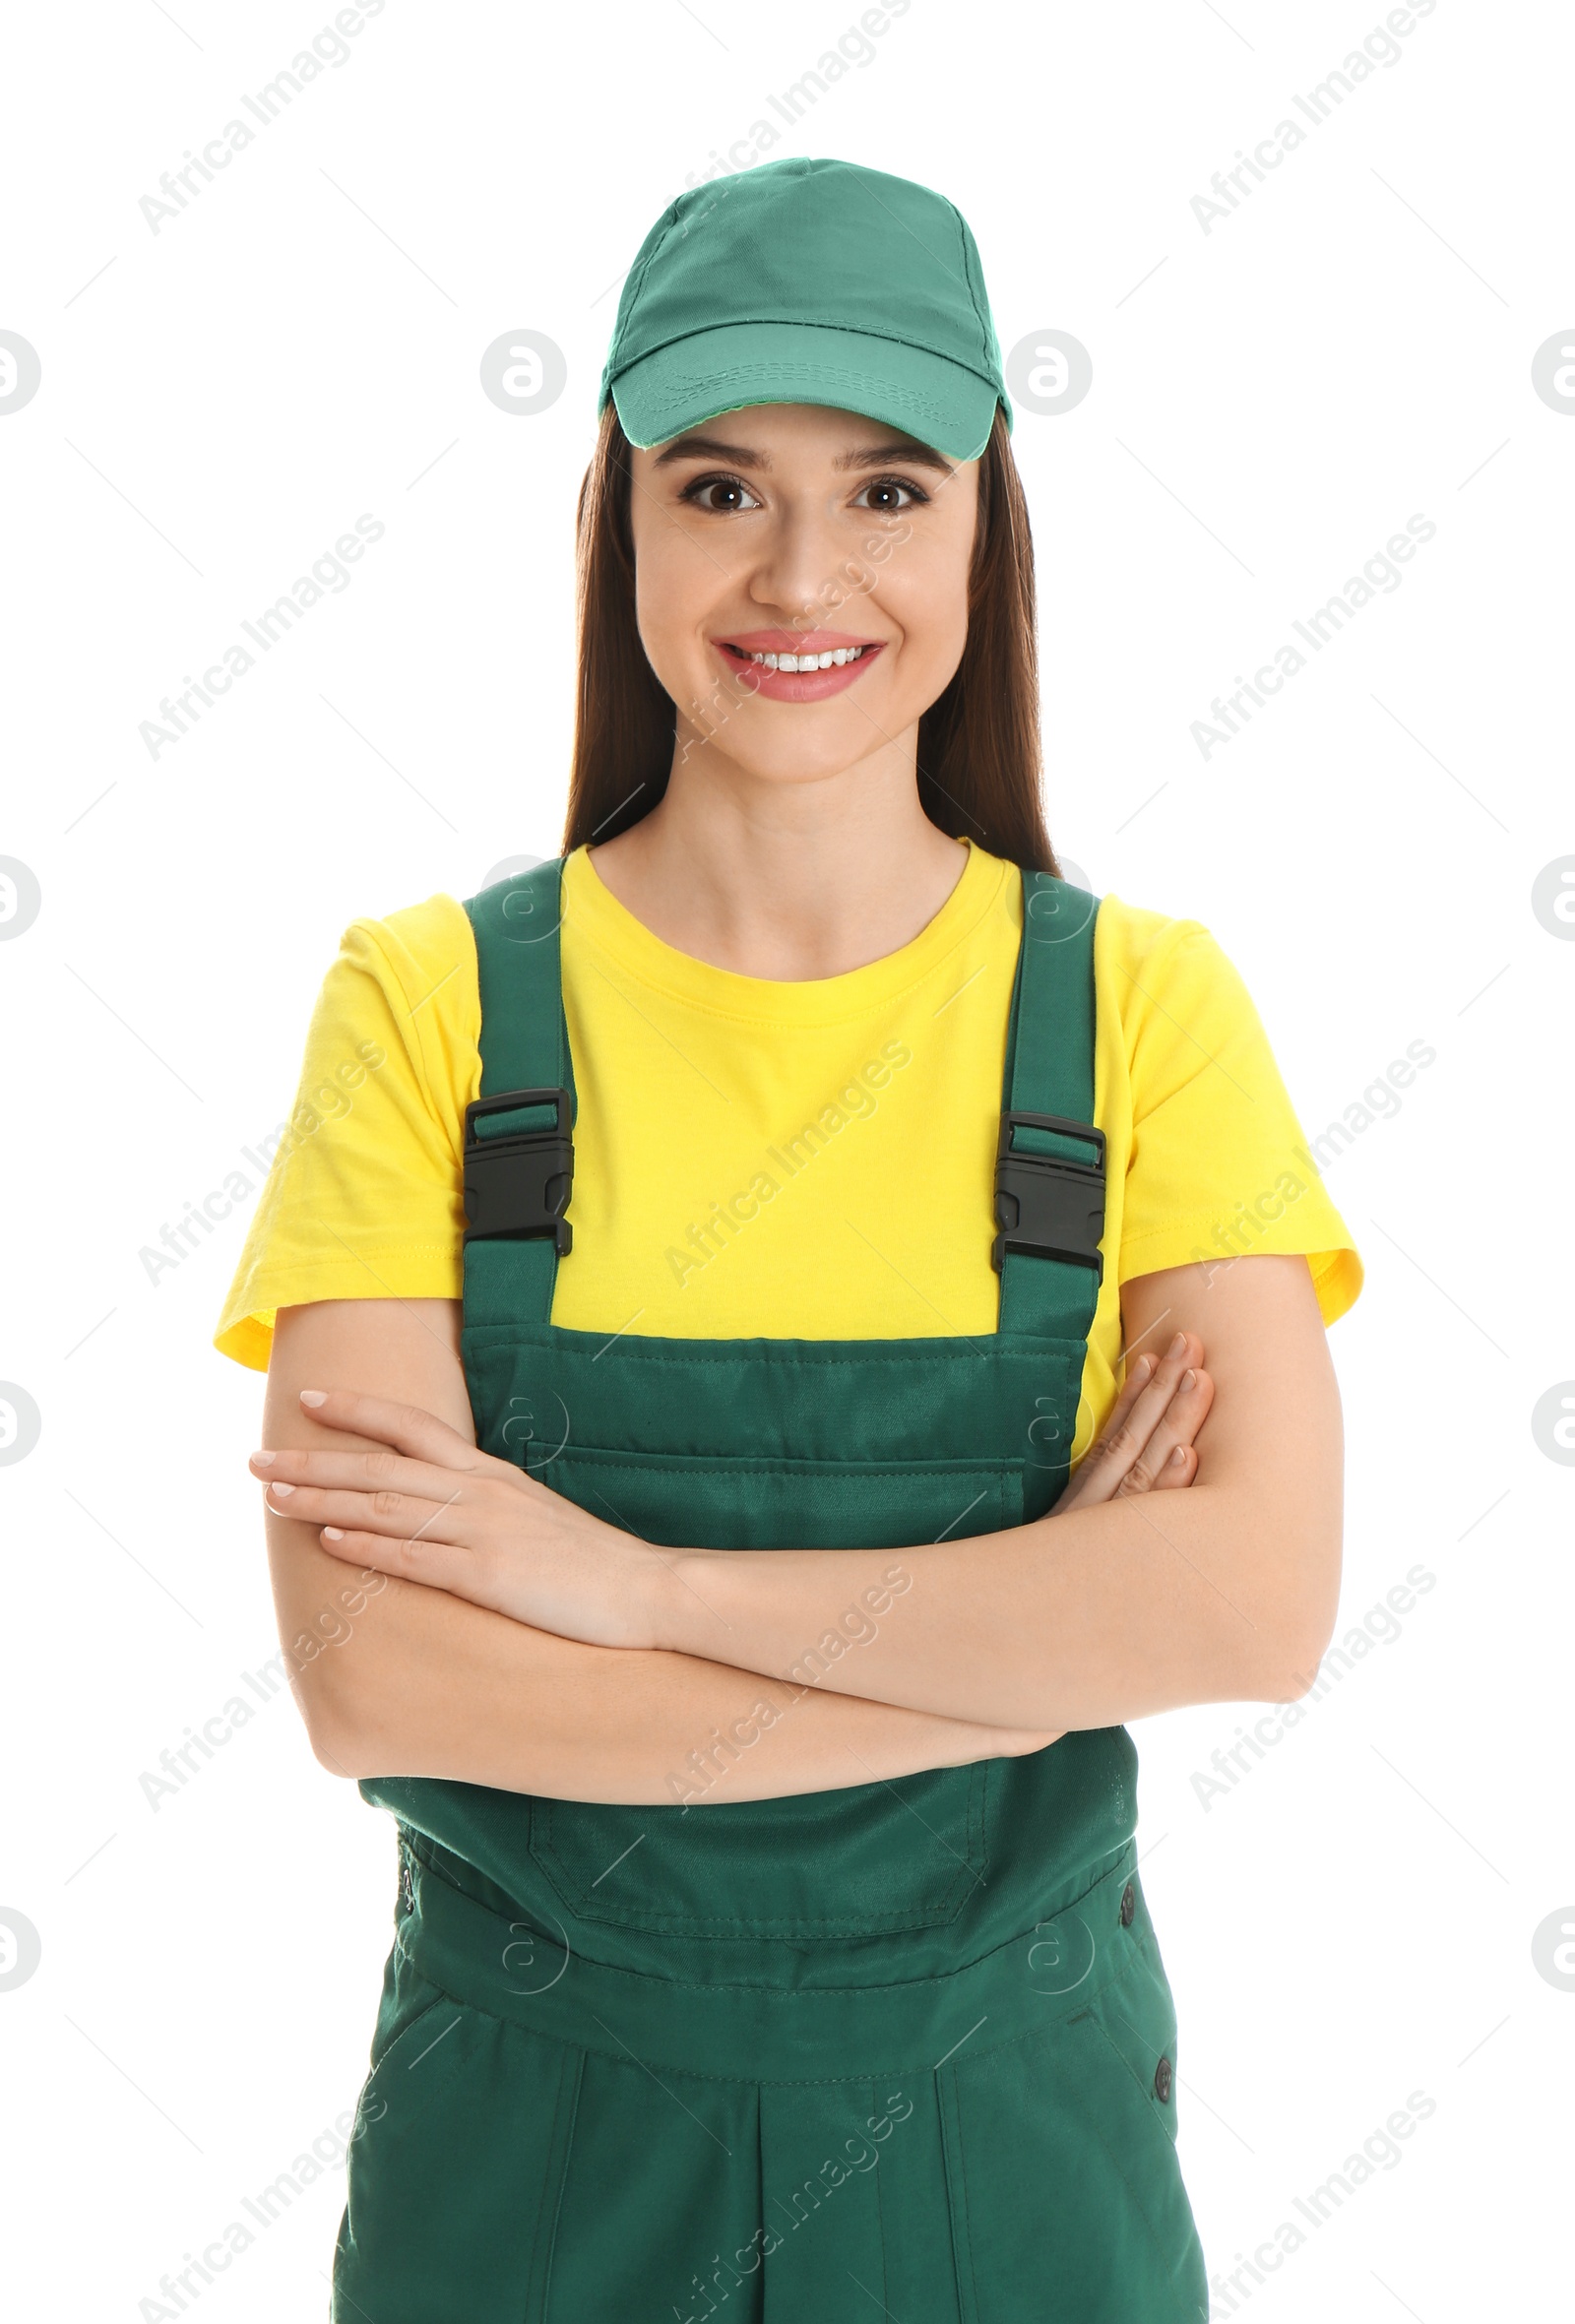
[1051,1331,1215,1516]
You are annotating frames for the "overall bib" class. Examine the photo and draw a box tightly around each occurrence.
[332,860,1208,2324]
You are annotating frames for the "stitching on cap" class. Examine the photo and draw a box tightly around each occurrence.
[617,321,999,401]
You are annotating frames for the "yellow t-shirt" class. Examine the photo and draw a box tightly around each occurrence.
[216,839,1360,1460]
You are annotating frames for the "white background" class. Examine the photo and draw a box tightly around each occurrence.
[2,1,1571,2316]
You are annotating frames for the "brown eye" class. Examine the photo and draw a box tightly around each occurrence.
[680,474,762,514]
[855,476,926,515]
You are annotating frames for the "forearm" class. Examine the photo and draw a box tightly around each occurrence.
[277,1521,1050,1805]
[258,1299,1049,1804]
[653,1482,1331,1732]
[649,1259,1346,1729]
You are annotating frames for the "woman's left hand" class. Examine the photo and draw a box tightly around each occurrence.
[250,1389,668,1649]
[1050,1330,1215,1515]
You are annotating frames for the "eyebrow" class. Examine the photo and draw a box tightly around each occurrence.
[650,431,955,475]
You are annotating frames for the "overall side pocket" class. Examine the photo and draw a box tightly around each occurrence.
[942,1939,1206,2323]
[336,1966,584,2324]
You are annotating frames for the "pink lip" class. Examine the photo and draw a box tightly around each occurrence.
[712,629,887,703]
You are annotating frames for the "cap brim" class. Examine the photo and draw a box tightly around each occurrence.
[606,320,1004,464]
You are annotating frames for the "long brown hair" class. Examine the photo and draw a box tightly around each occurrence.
[562,403,1057,873]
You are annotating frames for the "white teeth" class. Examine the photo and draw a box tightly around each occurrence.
[744,645,866,670]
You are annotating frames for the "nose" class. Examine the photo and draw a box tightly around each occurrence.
[743,494,866,629]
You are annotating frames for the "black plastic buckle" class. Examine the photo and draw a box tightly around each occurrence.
[462,1087,574,1257]
[991,1110,1105,1279]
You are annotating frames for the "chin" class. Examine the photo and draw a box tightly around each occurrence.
[711,720,891,787]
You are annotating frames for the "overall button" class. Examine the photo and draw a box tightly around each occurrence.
[1119,1880,1135,1927]
[1154,2054,1174,2104]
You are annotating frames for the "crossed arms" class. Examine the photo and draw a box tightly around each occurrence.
[256,1254,1342,1805]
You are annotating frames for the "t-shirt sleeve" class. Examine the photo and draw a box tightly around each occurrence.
[213,894,481,1371]
[1102,902,1362,1325]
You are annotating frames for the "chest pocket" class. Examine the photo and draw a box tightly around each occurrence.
[528,1450,1023,1940]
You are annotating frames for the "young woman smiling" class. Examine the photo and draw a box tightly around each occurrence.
[220,158,1361,2324]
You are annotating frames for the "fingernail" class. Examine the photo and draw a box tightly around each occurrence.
[251,1451,276,1468]
[1167,1333,1186,1357]
[1180,1369,1196,1392]
[267,1481,295,1499]
[323,1527,345,1540]
[1132,1355,1154,1384]
[1169,1447,1186,1467]
[300,1390,327,1408]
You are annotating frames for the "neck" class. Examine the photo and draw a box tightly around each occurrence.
[587,729,969,979]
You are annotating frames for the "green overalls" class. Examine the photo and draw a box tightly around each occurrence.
[331,860,1208,2323]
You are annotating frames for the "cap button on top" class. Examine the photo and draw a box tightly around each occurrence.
[1154,2054,1174,2104]
[1119,1880,1135,1927]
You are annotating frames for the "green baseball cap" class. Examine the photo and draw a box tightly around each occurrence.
[598,157,1012,465]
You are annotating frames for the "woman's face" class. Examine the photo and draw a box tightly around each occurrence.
[627,402,978,788]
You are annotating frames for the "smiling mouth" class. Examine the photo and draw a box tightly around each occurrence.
[712,633,887,698]
[721,642,877,671]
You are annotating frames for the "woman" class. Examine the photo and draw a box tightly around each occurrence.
[218,157,1360,2323]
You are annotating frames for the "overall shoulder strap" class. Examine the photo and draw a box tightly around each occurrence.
[995,869,1106,1343]
[461,857,576,1330]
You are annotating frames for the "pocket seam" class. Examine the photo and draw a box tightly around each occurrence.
[1063,2020,1199,2313]
[1079,1996,1181,2157]
[1088,1934,1180,2128]
[532,2041,584,2324]
[1072,2010,1200,2305]
[366,1985,453,2082]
